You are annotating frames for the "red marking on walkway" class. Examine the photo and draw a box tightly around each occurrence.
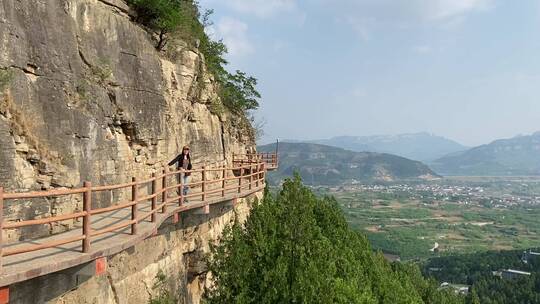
[95,257,107,275]
[0,286,9,304]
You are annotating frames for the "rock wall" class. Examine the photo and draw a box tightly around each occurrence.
[0,0,254,242]
[9,193,261,304]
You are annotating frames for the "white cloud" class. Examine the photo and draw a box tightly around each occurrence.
[412,45,433,54]
[330,0,494,22]
[272,40,287,52]
[351,87,367,98]
[211,17,254,57]
[324,0,494,39]
[422,0,493,21]
[218,0,297,18]
[344,16,374,41]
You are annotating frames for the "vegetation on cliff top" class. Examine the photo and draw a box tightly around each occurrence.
[204,175,462,303]
[126,0,260,116]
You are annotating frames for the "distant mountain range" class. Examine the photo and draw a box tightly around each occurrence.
[291,132,468,162]
[258,142,439,185]
[431,132,540,176]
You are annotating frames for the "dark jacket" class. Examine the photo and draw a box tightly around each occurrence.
[168,153,192,174]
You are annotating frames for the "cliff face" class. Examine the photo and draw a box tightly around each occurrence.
[0,0,253,242]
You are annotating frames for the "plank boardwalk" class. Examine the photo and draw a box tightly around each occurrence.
[0,154,277,287]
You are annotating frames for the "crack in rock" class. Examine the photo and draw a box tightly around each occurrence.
[78,49,92,69]
[106,273,121,304]
[9,64,43,77]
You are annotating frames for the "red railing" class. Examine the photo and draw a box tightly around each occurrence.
[0,153,277,273]
[233,152,279,169]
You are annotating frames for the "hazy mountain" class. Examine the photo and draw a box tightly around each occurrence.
[297,132,468,162]
[258,142,439,185]
[431,132,540,176]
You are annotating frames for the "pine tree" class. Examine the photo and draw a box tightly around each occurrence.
[205,175,464,304]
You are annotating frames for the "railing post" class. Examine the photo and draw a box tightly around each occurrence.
[261,162,264,181]
[249,164,253,191]
[261,162,264,182]
[222,168,226,197]
[179,168,184,206]
[256,163,260,188]
[201,166,206,202]
[0,187,3,273]
[238,166,243,194]
[82,181,92,253]
[162,168,167,213]
[257,163,261,186]
[261,163,266,187]
[151,173,157,223]
[131,177,138,235]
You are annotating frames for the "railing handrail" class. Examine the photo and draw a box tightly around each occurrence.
[233,152,279,168]
[0,152,277,273]
[2,153,276,198]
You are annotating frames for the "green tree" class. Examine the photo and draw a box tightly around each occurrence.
[469,289,480,304]
[149,270,176,304]
[205,175,464,304]
[127,0,187,49]
[220,71,261,113]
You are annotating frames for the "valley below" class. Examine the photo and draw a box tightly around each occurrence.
[317,177,540,260]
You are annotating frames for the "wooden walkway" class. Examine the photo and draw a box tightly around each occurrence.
[0,154,277,287]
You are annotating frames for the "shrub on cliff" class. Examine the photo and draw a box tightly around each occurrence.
[127,0,191,50]
[204,175,464,304]
[127,0,260,114]
[0,69,13,93]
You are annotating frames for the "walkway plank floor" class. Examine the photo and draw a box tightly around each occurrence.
[0,182,264,287]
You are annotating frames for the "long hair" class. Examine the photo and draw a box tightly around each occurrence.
[181,150,191,161]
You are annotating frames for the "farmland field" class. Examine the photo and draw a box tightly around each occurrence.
[321,178,540,259]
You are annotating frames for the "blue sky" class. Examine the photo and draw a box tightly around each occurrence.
[198,0,540,146]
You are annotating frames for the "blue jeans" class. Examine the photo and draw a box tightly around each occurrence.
[182,174,189,196]
[176,173,190,197]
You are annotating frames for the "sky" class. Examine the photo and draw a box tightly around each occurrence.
[198,0,540,147]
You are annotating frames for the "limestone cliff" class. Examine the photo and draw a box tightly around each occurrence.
[0,0,254,242]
